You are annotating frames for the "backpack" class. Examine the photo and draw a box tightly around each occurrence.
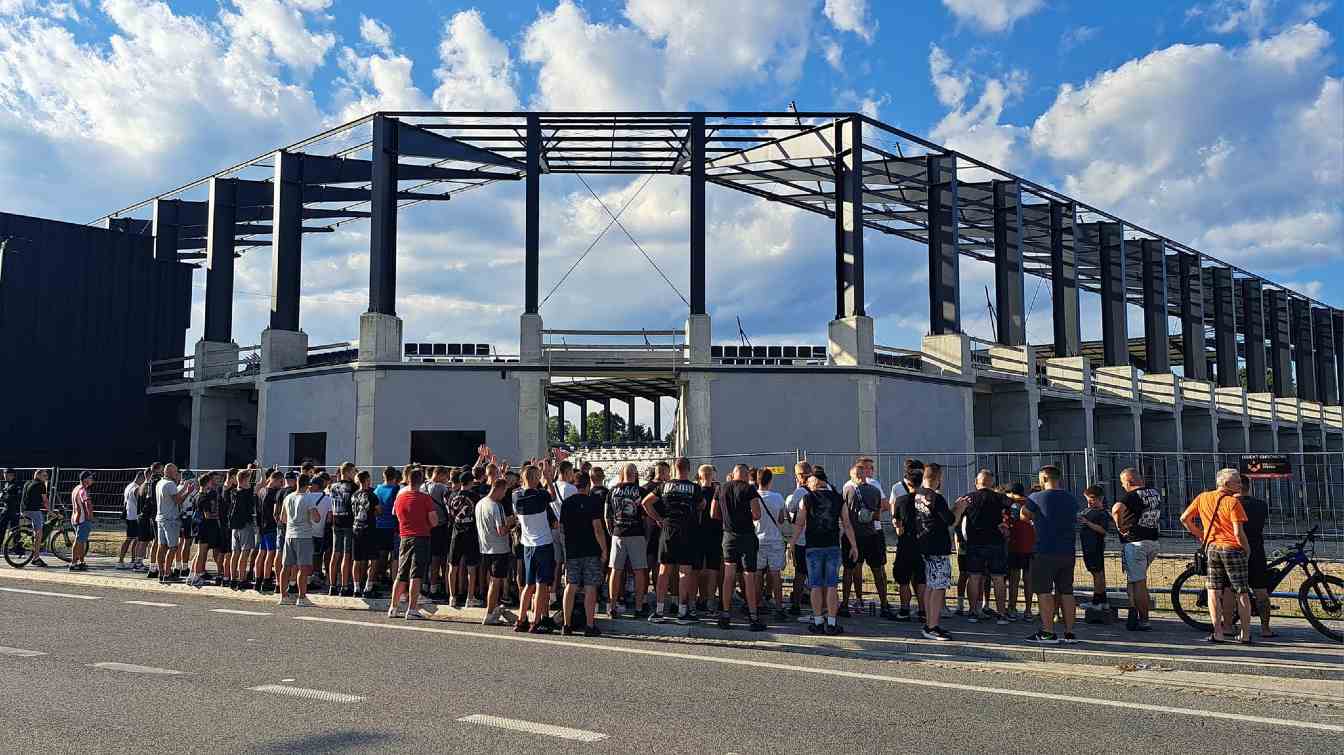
[352,489,374,531]
[806,489,841,541]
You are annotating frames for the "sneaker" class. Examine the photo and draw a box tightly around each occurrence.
[482,611,505,626]
[295,596,313,608]
[749,619,767,632]
[161,574,182,584]
[607,607,623,620]
[1022,610,1034,622]
[921,626,940,640]
[513,620,531,632]
[583,625,602,637]
[1062,632,1078,644]
[1126,613,1140,631]
[528,622,554,635]
[115,562,129,571]
[683,610,701,623]
[996,616,1010,626]
[823,623,843,636]
[387,604,399,618]
[405,609,423,621]
[807,621,824,634]
[352,588,363,599]
[561,625,575,636]
[1028,631,1060,645]
[282,594,293,606]
[31,558,49,568]
[894,607,912,621]
[717,616,731,630]
[649,612,668,624]
[146,570,159,579]
[879,606,898,620]
[932,626,952,640]
[1004,609,1020,621]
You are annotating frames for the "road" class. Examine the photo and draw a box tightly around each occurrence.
[0,580,1339,754]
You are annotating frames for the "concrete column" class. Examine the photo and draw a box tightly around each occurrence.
[993,181,1025,346]
[520,312,543,363]
[368,115,398,316]
[194,339,240,380]
[1313,307,1338,405]
[1241,278,1267,393]
[1211,267,1238,388]
[828,315,874,366]
[835,117,865,319]
[626,397,636,437]
[358,311,402,363]
[856,374,878,455]
[1292,298,1317,401]
[1266,289,1292,397]
[922,333,972,380]
[188,388,230,469]
[151,198,180,263]
[1178,253,1207,380]
[1140,239,1170,373]
[686,313,711,366]
[579,403,589,444]
[354,368,380,467]
[270,150,303,332]
[1096,223,1129,366]
[689,115,706,315]
[524,115,541,314]
[680,374,712,458]
[603,400,613,443]
[517,374,547,459]
[652,397,662,441]
[260,328,308,374]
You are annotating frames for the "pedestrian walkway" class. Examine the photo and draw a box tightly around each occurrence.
[6,553,1338,682]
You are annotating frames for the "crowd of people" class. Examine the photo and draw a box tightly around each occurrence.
[0,453,1277,643]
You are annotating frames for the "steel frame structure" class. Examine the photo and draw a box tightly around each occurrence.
[93,110,1343,405]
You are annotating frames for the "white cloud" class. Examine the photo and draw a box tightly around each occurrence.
[358,14,392,51]
[1060,25,1100,52]
[823,0,876,42]
[221,0,335,76]
[942,0,1045,33]
[927,45,1028,169]
[1188,0,1277,38]
[432,9,520,111]
[1029,23,1342,274]
[821,36,844,71]
[521,1,663,110]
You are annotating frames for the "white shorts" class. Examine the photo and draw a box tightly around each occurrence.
[609,535,648,570]
[923,555,953,590]
[756,541,786,572]
[1122,540,1159,583]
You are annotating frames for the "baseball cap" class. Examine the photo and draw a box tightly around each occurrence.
[284,470,299,480]
[456,471,474,485]
[79,471,94,481]
[1008,482,1026,496]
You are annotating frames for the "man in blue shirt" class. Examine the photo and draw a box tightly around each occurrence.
[371,466,402,598]
[1021,464,1080,645]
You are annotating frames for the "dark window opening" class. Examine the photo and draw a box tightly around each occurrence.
[290,432,327,467]
[410,430,486,466]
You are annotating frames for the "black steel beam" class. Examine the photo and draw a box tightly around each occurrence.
[690,115,706,315]
[1095,222,1128,366]
[271,150,302,331]
[1266,288,1292,397]
[993,181,1025,345]
[1211,267,1238,388]
[203,177,236,342]
[603,399,613,443]
[151,198,182,263]
[835,117,864,319]
[394,120,525,169]
[1140,239,1169,373]
[653,398,662,440]
[1178,252,1207,380]
[368,115,397,315]
[1335,310,1344,407]
[1291,296,1316,401]
[1241,278,1267,393]
[1049,201,1080,357]
[626,397,635,435]
[927,154,959,335]
[525,115,541,315]
[1312,307,1337,405]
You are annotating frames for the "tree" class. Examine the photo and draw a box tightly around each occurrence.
[548,412,656,445]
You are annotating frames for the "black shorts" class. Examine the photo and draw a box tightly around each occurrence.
[793,544,808,577]
[376,527,397,555]
[1082,546,1105,575]
[199,521,221,551]
[430,526,451,560]
[722,533,759,573]
[180,518,195,540]
[844,534,886,569]
[1008,552,1032,571]
[659,528,699,567]
[1248,551,1270,590]
[482,553,511,579]
[700,527,722,570]
[397,536,431,583]
[956,553,968,574]
[892,546,926,585]
[965,544,1008,577]
[448,529,481,566]
[137,518,155,542]
[124,519,138,538]
[352,528,379,562]
[215,523,232,554]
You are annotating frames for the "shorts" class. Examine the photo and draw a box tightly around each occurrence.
[609,535,649,570]
[26,511,44,534]
[844,534,887,570]
[1248,550,1270,590]
[449,529,482,567]
[965,544,1008,577]
[75,521,93,544]
[722,533,759,573]
[756,541,786,572]
[281,536,314,568]
[956,554,968,575]
[199,521,221,551]
[376,526,398,555]
[700,528,723,570]
[1206,547,1250,594]
[553,536,566,565]
[258,531,277,552]
[311,535,325,560]
[892,547,926,585]
[396,536,431,583]
[156,519,181,548]
[137,518,155,543]
[792,544,808,577]
[482,552,511,580]
[805,545,842,590]
[1082,546,1105,575]
[923,555,953,590]
[352,529,378,561]
[215,526,231,554]
[659,528,700,567]
[124,519,139,538]
[1007,552,1032,571]
[565,555,603,588]
[523,543,556,585]
[231,525,256,552]
[1121,540,1159,583]
[179,518,195,541]
[1030,553,1075,596]
[330,527,354,556]
[430,526,450,560]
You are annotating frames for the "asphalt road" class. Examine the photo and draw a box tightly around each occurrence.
[1,581,1339,754]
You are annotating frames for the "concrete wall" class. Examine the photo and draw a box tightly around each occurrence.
[709,372,861,454]
[875,374,973,453]
[973,386,1035,452]
[260,370,357,466]
[372,368,521,464]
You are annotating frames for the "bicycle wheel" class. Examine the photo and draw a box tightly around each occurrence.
[3,527,35,569]
[1170,564,1213,633]
[47,526,74,564]
[1299,574,1343,643]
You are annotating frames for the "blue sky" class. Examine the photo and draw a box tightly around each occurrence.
[1,0,1340,354]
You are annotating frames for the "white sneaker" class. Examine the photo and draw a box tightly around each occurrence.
[295,596,313,607]
[482,610,505,626]
[387,604,399,618]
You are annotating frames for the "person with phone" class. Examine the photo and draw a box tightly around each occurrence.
[154,464,195,584]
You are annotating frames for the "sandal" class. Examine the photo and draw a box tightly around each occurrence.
[1204,635,1227,644]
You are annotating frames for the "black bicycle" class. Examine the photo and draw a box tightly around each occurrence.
[1170,526,1342,642]
[2,507,75,568]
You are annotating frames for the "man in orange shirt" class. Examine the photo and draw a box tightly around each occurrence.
[1180,468,1253,644]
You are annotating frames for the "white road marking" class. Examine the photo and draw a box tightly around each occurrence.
[295,616,1344,735]
[0,586,100,601]
[210,608,271,616]
[0,646,46,657]
[123,600,176,608]
[91,662,185,675]
[248,684,364,703]
[457,714,607,742]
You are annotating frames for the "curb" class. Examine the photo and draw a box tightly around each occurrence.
[3,567,1339,681]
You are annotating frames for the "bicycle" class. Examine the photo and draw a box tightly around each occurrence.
[2,507,76,568]
[1170,526,1343,642]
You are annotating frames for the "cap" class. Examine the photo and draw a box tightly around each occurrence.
[811,468,829,483]
[1008,482,1026,496]
[284,470,299,480]
[79,471,94,481]
[456,471,474,485]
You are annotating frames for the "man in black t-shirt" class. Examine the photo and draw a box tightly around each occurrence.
[712,464,764,631]
[561,472,608,636]
[0,468,21,543]
[888,459,926,621]
[788,468,853,635]
[1238,474,1275,638]
[912,463,955,640]
[254,471,284,594]
[959,470,1010,623]
[1112,467,1162,630]
[606,463,650,619]
[641,458,702,624]
[447,471,482,608]
[843,465,893,618]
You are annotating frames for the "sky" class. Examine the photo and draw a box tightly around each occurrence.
[1,0,1341,358]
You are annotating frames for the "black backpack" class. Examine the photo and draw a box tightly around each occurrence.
[806,489,841,541]
[352,489,375,532]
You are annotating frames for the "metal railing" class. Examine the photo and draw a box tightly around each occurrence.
[874,345,923,372]
[543,328,686,369]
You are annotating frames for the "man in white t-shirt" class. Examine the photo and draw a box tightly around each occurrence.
[118,472,145,570]
[277,475,322,606]
[754,468,789,620]
[154,465,195,584]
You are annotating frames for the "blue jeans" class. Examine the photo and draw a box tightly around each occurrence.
[805,546,842,590]
[75,522,93,543]
[523,543,556,585]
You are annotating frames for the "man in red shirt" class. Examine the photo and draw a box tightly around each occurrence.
[389,468,439,620]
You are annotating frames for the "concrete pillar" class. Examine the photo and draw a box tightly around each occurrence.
[689,115,706,316]
[1211,268,1238,388]
[203,177,237,343]
[517,374,547,459]
[1266,289,1292,397]
[151,198,181,263]
[188,388,230,469]
[1241,278,1267,393]
[368,114,398,316]
[521,312,543,363]
[626,397,636,437]
[828,315,874,366]
[1096,223,1129,366]
[834,117,865,320]
[194,339,240,380]
[524,115,541,314]
[856,374,878,455]
[603,399,613,443]
[358,311,402,363]
[270,150,303,332]
[353,368,380,468]
[993,181,1025,346]
[1313,307,1338,405]
[1178,252,1207,380]
[680,374,712,458]
[653,397,662,442]
[1140,239,1170,373]
[922,333,972,379]
[1292,297,1317,401]
[579,403,589,444]
[686,313,711,366]
[260,328,308,374]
